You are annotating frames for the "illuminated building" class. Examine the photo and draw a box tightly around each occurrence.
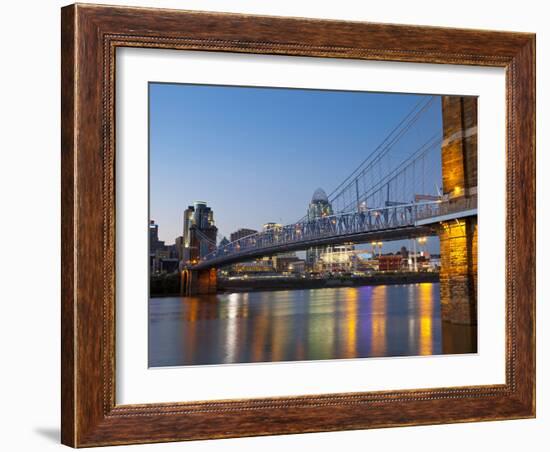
[182,201,218,263]
[287,260,306,274]
[318,244,355,272]
[307,188,333,219]
[263,222,282,232]
[306,188,334,270]
[262,223,297,264]
[378,255,403,271]
[273,256,302,273]
[232,261,275,274]
[230,228,258,243]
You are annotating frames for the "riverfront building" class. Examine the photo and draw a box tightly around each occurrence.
[318,244,356,273]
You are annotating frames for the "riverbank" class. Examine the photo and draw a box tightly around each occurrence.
[218,272,439,293]
[150,272,439,297]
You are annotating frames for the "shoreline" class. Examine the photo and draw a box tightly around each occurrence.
[151,272,439,297]
[219,272,439,293]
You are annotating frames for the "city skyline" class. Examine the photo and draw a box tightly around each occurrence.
[149,82,442,253]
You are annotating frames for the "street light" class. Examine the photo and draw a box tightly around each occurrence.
[417,237,427,254]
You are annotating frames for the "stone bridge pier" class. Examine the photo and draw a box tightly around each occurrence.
[181,268,217,296]
[439,96,478,330]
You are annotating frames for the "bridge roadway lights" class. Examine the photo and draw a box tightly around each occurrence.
[181,268,217,296]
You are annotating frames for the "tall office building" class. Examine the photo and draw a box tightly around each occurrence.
[149,220,173,274]
[149,220,165,253]
[307,188,334,220]
[306,188,334,270]
[182,201,218,263]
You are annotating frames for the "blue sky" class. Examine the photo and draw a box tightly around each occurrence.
[149,83,442,253]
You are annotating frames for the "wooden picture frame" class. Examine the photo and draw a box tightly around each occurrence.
[61,3,535,447]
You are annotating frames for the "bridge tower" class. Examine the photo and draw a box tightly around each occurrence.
[439,96,478,326]
[181,267,217,296]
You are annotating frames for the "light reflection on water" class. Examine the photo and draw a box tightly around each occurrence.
[148,283,449,367]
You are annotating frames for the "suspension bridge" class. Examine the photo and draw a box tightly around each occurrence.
[182,95,478,325]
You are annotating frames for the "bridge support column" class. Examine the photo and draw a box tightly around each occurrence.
[439,96,478,328]
[439,217,477,325]
[181,268,217,296]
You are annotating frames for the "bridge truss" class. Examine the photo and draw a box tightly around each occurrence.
[193,197,476,270]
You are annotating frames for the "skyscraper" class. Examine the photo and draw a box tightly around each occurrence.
[149,220,171,274]
[306,188,334,270]
[149,220,165,253]
[307,188,333,220]
[182,201,218,263]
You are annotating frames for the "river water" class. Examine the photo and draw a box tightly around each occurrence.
[148,282,475,367]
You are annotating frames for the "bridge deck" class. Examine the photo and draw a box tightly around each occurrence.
[190,196,477,270]
[192,225,435,270]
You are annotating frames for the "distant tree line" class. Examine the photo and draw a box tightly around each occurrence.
[150,272,180,296]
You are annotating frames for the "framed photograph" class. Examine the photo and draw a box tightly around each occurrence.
[61,3,535,447]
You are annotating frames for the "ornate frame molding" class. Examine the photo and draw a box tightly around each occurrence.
[61,4,535,447]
